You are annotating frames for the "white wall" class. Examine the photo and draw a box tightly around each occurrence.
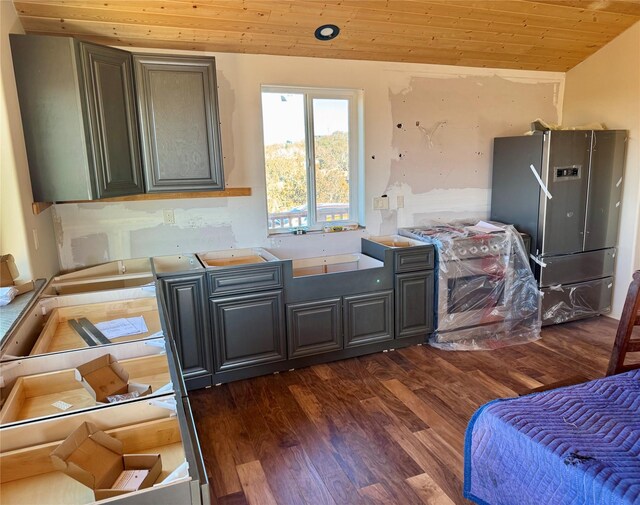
[0,2,59,281]
[563,21,640,318]
[53,49,563,270]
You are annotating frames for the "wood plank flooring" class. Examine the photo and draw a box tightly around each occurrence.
[191,316,630,505]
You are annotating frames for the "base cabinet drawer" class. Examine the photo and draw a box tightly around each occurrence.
[211,290,286,372]
[395,271,434,339]
[287,298,343,358]
[344,291,393,348]
[394,247,435,273]
[206,264,283,297]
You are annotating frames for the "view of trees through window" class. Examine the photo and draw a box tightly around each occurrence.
[262,91,351,230]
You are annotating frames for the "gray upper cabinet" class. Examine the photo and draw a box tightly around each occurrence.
[10,34,144,201]
[133,55,225,192]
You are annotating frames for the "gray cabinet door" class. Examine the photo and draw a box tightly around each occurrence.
[211,291,285,372]
[584,130,627,251]
[134,55,224,192]
[80,42,144,198]
[287,298,342,358]
[542,131,592,255]
[395,271,434,339]
[163,275,213,383]
[344,291,393,348]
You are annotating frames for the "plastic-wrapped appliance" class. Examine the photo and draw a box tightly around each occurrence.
[400,221,541,350]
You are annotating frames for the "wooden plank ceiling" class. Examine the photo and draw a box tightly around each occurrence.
[13,0,640,72]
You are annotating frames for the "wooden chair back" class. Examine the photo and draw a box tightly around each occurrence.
[606,270,640,376]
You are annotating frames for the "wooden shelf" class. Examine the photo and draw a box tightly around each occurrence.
[32,187,252,215]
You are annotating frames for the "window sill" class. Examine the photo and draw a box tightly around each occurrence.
[268,225,365,237]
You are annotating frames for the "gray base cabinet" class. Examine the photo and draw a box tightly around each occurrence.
[211,290,286,372]
[287,298,343,358]
[395,271,434,339]
[134,55,225,192]
[163,275,213,388]
[344,290,394,348]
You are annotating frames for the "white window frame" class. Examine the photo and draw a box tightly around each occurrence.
[261,85,364,233]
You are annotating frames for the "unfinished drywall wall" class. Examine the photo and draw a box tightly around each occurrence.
[0,2,58,281]
[383,73,560,232]
[51,50,562,270]
[563,21,640,319]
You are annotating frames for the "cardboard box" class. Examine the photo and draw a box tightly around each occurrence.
[0,255,18,287]
[50,422,162,500]
[0,254,33,295]
[75,354,151,404]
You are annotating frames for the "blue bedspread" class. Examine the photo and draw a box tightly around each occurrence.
[464,369,640,505]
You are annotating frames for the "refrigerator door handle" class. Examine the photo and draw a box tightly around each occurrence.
[529,164,553,199]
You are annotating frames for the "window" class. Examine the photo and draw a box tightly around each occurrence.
[261,86,363,232]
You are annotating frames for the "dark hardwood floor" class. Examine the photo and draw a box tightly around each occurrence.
[191,316,628,505]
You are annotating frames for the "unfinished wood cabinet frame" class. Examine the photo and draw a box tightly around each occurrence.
[0,394,195,505]
[29,297,161,356]
[0,354,171,426]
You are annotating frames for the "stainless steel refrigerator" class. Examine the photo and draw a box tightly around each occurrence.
[490,130,627,325]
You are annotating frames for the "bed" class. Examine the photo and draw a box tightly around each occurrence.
[464,369,640,505]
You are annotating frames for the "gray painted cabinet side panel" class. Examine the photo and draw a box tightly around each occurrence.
[133,54,225,192]
[9,34,93,201]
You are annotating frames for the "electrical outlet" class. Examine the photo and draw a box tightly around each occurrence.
[373,196,389,210]
[397,195,405,209]
[163,209,175,225]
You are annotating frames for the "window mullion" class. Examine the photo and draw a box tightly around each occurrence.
[305,93,317,227]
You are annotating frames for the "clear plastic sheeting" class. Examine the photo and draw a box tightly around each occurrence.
[541,277,613,325]
[400,221,541,350]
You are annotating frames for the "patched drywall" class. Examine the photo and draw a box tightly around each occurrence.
[50,50,563,271]
[383,74,560,229]
[389,75,559,192]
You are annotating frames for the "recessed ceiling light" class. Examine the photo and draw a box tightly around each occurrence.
[314,24,340,41]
